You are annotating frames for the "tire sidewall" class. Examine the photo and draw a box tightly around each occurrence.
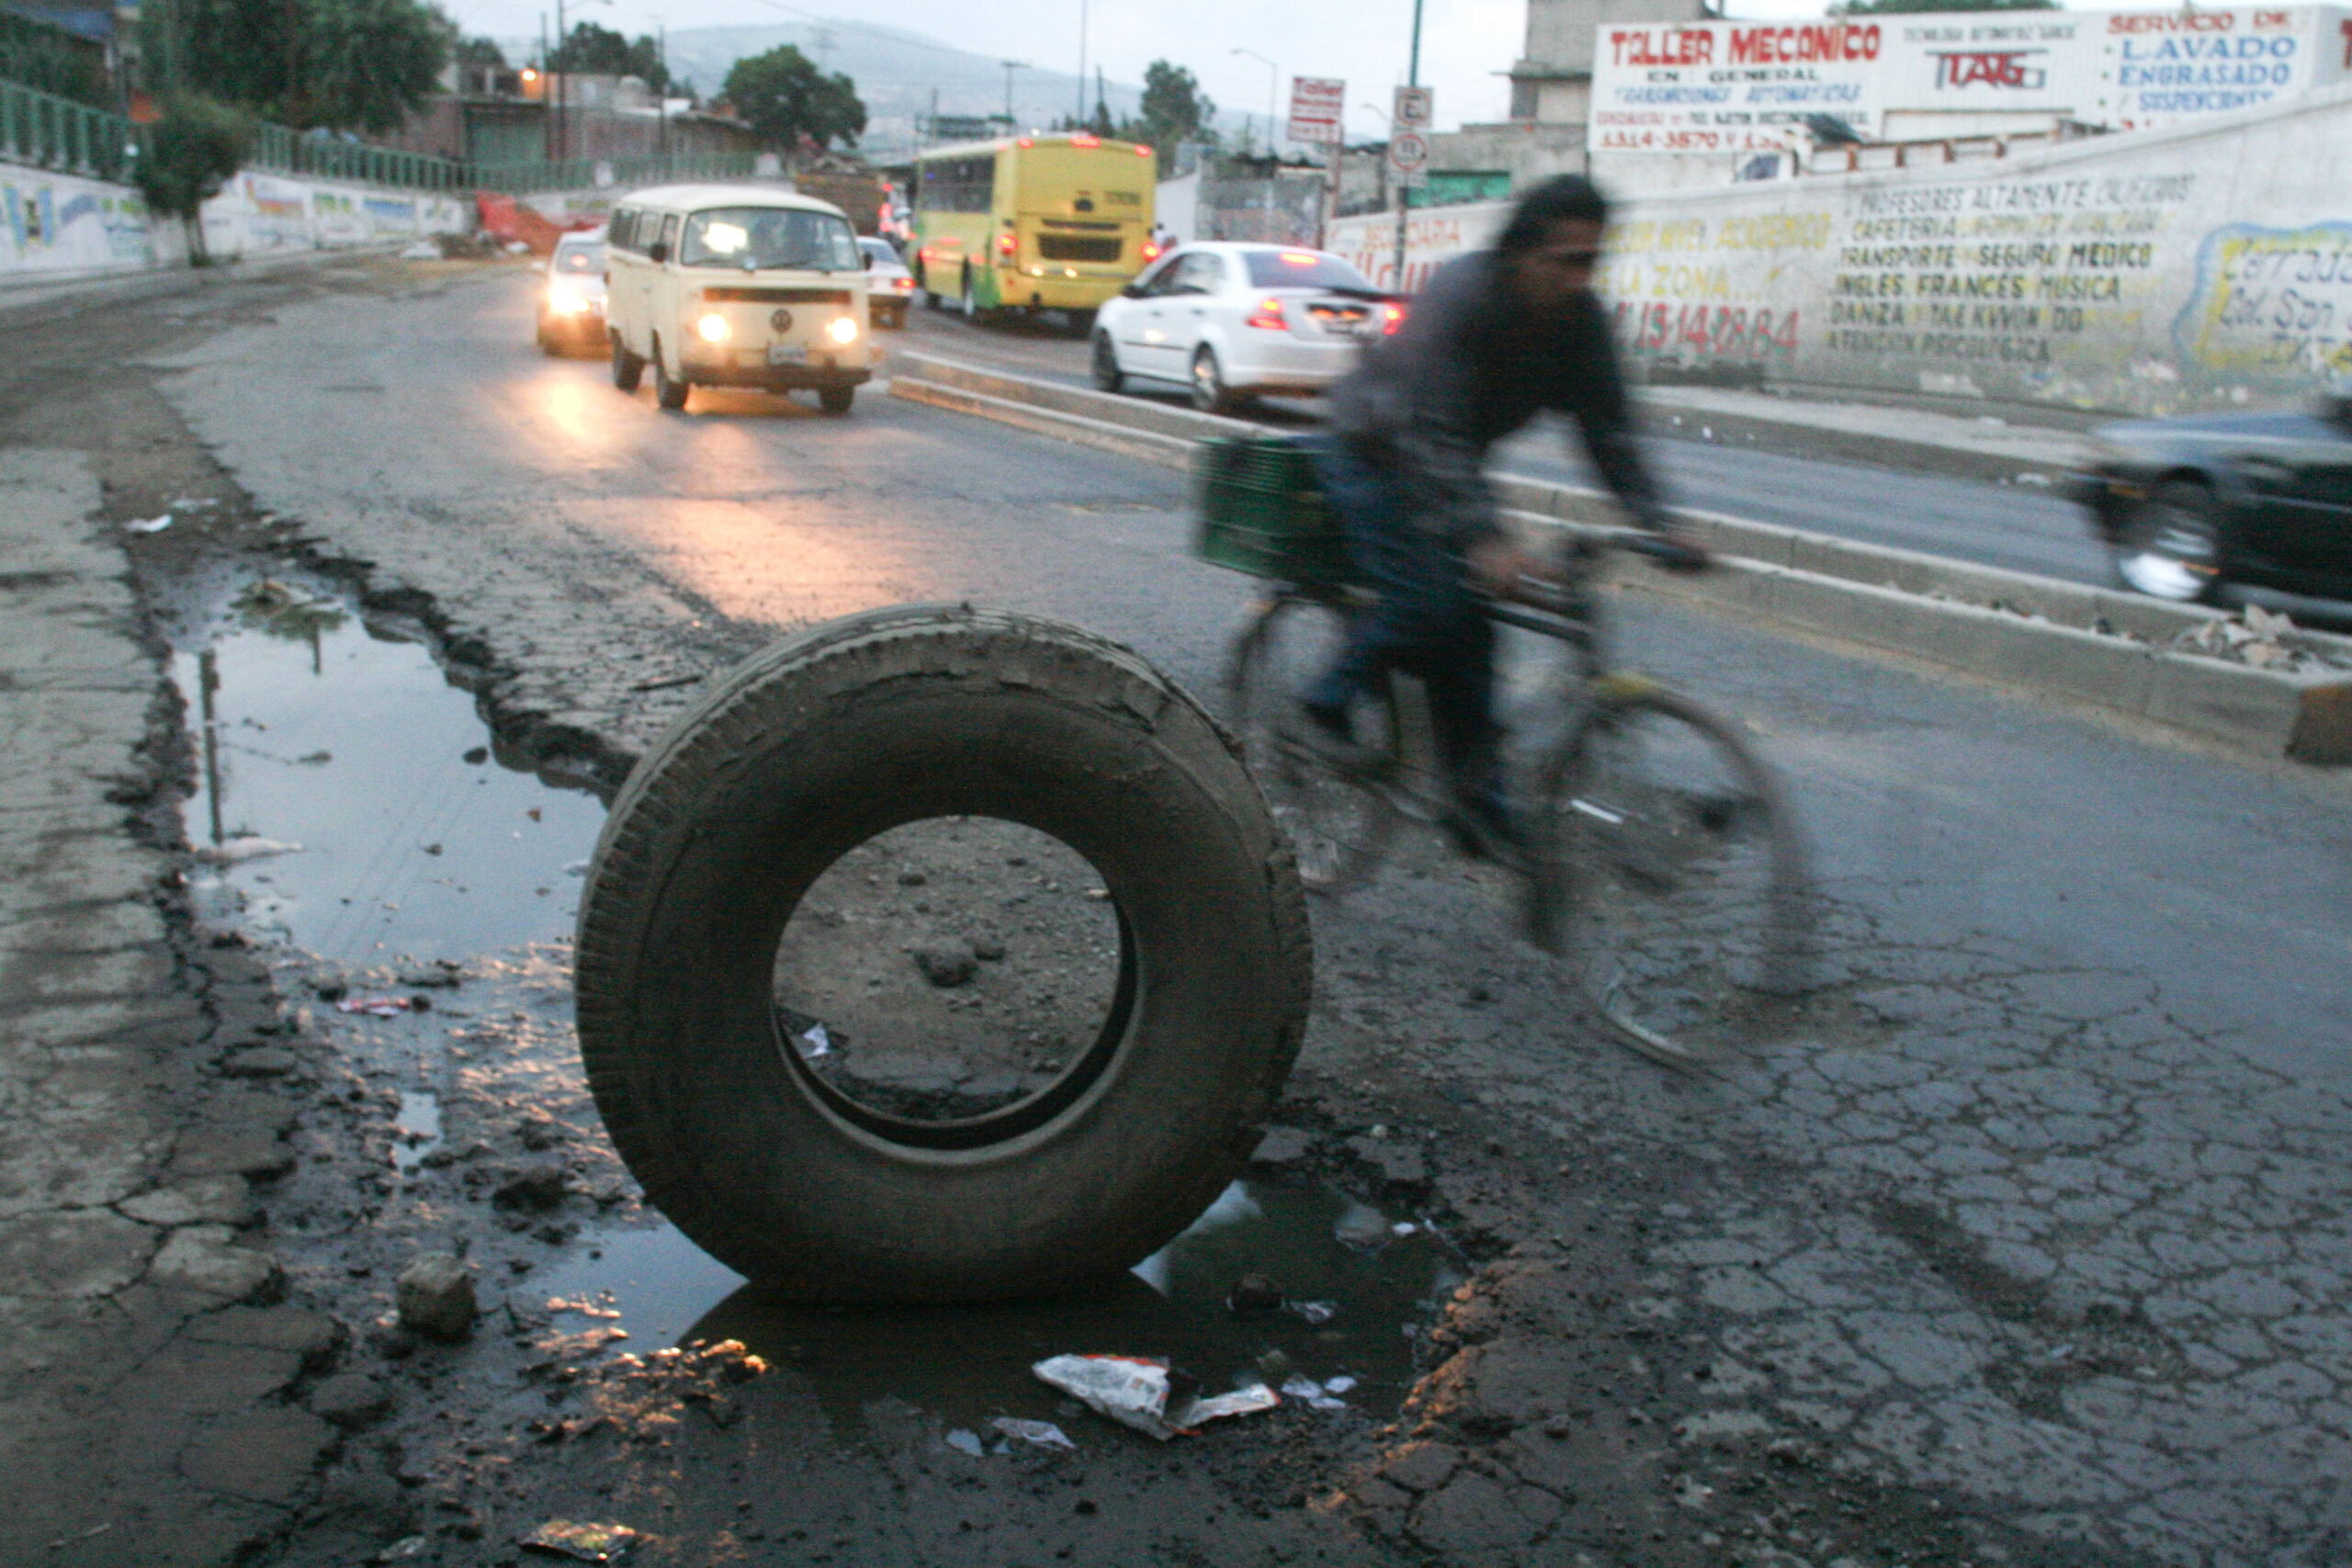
[576,611,1308,1300]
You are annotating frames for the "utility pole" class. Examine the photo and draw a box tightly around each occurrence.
[657,20,667,159]
[1076,0,1087,127]
[1001,60,1029,130]
[1392,0,1423,295]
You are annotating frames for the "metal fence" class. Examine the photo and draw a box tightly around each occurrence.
[0,75,141,182]
[1,74,767,199]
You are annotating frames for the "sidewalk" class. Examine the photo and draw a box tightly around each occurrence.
[1640,380,2099,481]
[0,451,343,1565]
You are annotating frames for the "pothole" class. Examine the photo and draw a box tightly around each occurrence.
[155,558,605,964]
[529,1178,1466,1436]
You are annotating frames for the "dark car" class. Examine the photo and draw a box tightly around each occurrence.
[2074,397,2352,604]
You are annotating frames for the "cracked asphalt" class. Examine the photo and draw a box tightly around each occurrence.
[2,254,2347,1566]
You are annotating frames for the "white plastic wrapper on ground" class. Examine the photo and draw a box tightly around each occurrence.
[1031,1354,1279,1440]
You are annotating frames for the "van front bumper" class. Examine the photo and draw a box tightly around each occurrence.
[682,353,873,392]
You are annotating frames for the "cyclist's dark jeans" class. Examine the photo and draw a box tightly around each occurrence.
[1301,435,1497,784]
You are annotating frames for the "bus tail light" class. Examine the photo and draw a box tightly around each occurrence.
[1140,241,1161,263]
[1246,297,1289,331]
[1134,143,1152,155]
[919,246,933,262]
[997,231,1016,254]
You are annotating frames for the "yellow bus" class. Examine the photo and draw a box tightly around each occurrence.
[910,133,1161,325]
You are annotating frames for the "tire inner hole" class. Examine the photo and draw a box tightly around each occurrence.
[772,817,1123,1124]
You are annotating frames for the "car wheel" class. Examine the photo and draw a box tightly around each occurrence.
[1190,346,1244,416]
[652,337,689,412]
[537,317,558,355]
[1090,332,1125,394]
[819,384,854,415]
[2114,479,2224,602]
[571,604,1310,1301]
[610,332,644,392]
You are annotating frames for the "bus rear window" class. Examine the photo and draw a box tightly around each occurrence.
[1243,249,1374,290]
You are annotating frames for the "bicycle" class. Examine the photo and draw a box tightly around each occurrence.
[1199,435,1810,1069]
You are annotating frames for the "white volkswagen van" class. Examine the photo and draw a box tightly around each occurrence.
[605,184,873,414]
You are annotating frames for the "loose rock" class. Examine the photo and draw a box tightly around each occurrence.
[310,1371,392,1428]
[493,1164,569,1212]
[910,938,978,988]
[395,1253,476,1340]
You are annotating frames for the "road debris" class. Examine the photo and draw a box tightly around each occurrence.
[521,1519,639,1562]
[337,995,418,1017]
[1032,1354,1279,1440]
[1280,1374,1351,1411]
[1227,1273,1284,1316]
[910,937,978,987]
[125,513,173,533]
[990,1417,1077,1450]
[193,836,302,866]
[944,1428,985,1456]
[395,1252,477,1340]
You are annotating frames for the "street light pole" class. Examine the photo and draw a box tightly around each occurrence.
[1001,60,1030,130]
[1076,0,1087,127]
[1392,0,1424,294]
[1230,47,1277,157]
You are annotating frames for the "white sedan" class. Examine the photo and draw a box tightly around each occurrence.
[860,236,916,329]
[1091,243,1403,414]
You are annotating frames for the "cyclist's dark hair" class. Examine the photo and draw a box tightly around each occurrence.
[1495,175,1611,254]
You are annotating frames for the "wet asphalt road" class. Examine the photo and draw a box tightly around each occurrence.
[87,258,2352,1565]
[888,305,2113,585]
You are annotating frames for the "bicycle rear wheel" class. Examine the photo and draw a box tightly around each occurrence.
[1532,681,1807,1067]
[1223,592,1399,897]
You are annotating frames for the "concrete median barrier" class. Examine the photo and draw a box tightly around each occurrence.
[887,351,2352,765]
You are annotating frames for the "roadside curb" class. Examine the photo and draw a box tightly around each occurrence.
[887,350,2352,765]
[0,240,417,331]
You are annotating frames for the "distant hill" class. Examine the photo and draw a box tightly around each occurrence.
[658,19,1246,163]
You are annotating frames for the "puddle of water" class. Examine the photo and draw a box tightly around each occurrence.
[162,567,605,964]
[390,1089,443,1170]
[529,1179,1464,1436]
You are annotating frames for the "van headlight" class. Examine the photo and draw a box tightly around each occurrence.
[696,313,731,344]
[827,315,860,345]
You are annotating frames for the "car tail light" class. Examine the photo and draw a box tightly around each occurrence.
[997,231,1016,255]
[894,276,914,291]
[1381,302,1407,335]
[1246,297,1288,331]
[1140,241,1161,263]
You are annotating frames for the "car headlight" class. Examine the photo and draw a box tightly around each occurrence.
[827,315,859,345]
[697,313,731,344]
[547,287,587,314]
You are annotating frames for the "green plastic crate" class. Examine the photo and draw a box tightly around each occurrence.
[1193,436,1351,585]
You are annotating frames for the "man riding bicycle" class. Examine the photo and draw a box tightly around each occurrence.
[1299,175,1706,861]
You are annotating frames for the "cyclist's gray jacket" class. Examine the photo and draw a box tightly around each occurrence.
[1327,250,1664,548]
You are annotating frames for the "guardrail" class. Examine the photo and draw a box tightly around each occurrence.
[0,75,139,181]
[2,73,769,198]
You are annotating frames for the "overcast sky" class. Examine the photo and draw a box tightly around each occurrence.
[441,0,2164,141]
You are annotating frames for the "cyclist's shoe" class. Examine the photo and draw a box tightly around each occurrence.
[1442,789,1531,874]
[1288,702,1389,780]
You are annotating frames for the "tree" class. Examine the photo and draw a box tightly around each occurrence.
[723,44,865,151]
[548,19,669,94]
[134,95,254,265]
[154,0,448,132]
[1125,60,1216,171]
[1831,0,2052,11]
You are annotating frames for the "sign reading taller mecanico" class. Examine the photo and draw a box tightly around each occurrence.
[1590,6,2352,153]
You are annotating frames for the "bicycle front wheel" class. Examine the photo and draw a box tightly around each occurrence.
[1223,592,1399,897]
[1533,681,1808,1067]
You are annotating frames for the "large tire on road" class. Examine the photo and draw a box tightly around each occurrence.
[573,604,1312,1302]
[610,332,644,392]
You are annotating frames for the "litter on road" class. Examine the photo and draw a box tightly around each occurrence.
[125,514,172,533]
[520,1518,639,1561]
[337,995,419,1017]
[1032,1353,1280,1440]
[192,836,302,866]
[990,1416,1077,1450]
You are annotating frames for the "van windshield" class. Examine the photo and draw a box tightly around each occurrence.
[681,207,862,272]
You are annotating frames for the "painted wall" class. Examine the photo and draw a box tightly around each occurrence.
[1335,84,2352,413]
[0,162,472,286]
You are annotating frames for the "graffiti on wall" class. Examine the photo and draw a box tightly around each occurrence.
[1601,209,1832,365]
[1817,172,2195,379]
[2176,221,2352,384]
[2,172,153,274]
